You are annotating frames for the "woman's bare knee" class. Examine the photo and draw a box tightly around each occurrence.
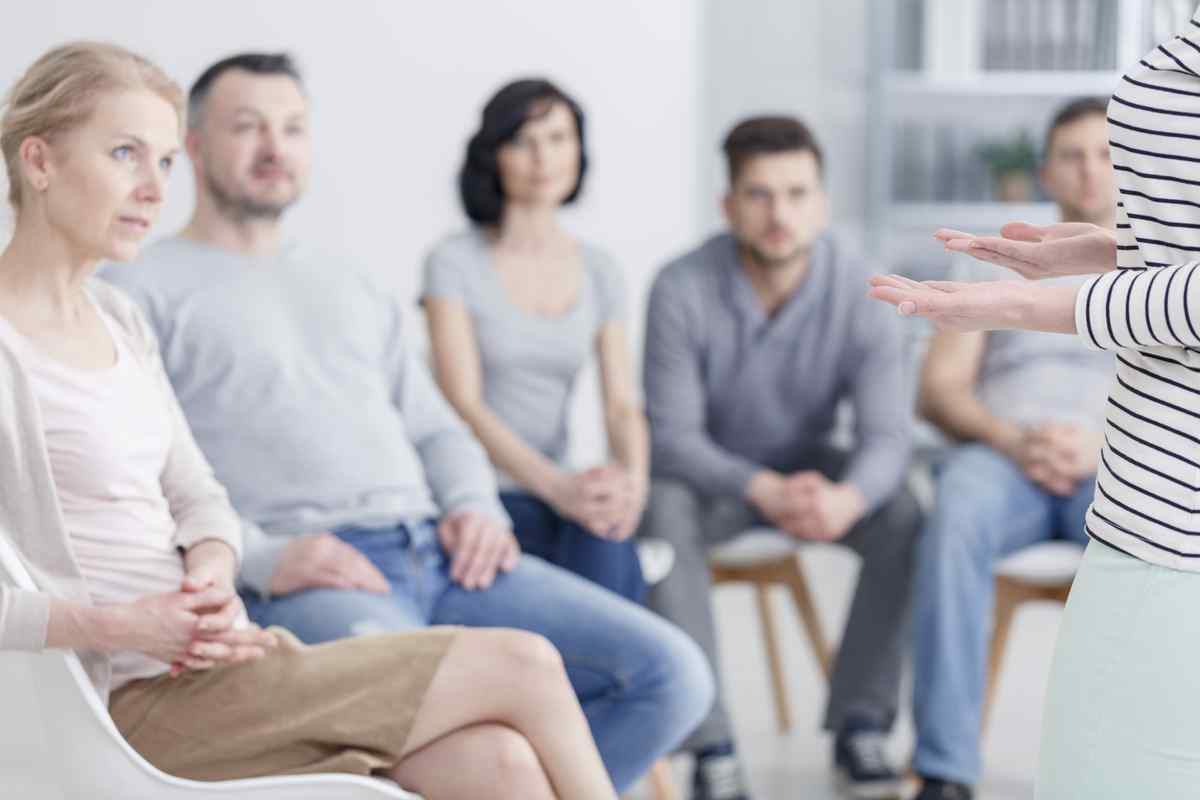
[487,725,555,799]
[455,628,567,688]
[389,723,553,799]
[494,628,565,678]
[403,627,574,754]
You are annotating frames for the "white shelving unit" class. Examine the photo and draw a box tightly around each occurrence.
[865,0,1161,279]
[883,71,1128,98]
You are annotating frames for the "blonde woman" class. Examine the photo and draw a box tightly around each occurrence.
[0,42,616,800]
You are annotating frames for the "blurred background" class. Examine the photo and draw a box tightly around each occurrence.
[4,0,1193,464]
[0,3,1196,797]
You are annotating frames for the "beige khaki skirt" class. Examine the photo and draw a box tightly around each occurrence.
[109,626,458,781]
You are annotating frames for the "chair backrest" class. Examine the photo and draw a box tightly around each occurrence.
[0,536,419,800]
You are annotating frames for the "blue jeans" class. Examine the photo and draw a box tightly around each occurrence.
[501,491,646,603]
[912,444,1093,785]
[240,521,714,792]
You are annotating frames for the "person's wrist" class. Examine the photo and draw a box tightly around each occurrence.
[87,604,130,653]
[1025,284,1082,333]
[1009,282,1042,328]
[987,423,1025,461]
[625,465,648,494]
[544,470,573,512]
[836,483,868,525]
[185,540,238,586]
[746,470,783,512]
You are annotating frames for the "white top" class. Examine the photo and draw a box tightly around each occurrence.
[1074,11,1200,572]
[0,296,180,688]
[0,280,242,705]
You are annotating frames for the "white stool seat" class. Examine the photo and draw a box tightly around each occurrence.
[708,528,797,568]
[994,540,1085,586]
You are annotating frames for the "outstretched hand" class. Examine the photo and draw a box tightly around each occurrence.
[868,274,1033,331]
[934,222,1117,279]
[868,273,1081,335]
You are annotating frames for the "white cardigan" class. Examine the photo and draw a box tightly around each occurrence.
[0,279,242,703]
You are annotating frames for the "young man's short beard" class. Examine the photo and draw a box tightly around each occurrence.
[1059,198,1113,227]
[205,171,294,223]
[744,240,809,271]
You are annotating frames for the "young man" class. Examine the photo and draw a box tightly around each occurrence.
[910,98,1115,800]
[640,116,921,800]
[102,52,714,795]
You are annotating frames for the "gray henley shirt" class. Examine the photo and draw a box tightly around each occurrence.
[644,231,912,512]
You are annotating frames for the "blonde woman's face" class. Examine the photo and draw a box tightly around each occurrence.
[39,89,180,263]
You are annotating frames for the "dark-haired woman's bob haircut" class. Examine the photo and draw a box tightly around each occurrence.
[459,78,588,225]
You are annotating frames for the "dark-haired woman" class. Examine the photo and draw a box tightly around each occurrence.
[422,79,651,602]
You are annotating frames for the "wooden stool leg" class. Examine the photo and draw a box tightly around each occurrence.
[648,757,677,800]
[983,577,1023,732]
[754,583,793,732]
[782,558,834,680]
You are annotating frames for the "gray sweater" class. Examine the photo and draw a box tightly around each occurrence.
[103,237,509,596]
[0,280,243,703]
[644,232,912,511]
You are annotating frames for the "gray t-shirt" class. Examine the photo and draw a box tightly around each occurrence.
[952,260,1113,431]
[103,236,509,594]
[421,230,626,487]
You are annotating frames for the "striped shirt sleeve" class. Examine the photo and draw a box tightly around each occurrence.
[1075,263,1200,350]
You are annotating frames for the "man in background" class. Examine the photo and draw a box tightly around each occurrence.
[640,115,921,800]
[104,52,715,794]
[910,97,1115,800]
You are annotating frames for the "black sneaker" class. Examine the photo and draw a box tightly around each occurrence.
[833,727,905,799]
[913,777,973,800]
[692,742,750,800]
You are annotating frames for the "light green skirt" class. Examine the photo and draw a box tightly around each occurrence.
[1037,539,1200,798]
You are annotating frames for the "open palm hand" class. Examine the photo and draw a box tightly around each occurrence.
[934,222,1117,279]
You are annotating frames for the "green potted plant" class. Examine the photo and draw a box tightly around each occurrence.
[976,130,1039,203]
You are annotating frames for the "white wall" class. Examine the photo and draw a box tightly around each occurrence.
[702,0,871,244]
[0,0,704,462]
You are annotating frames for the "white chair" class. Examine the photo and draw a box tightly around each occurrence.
[708,528,833,733]
[983,540,1085,729]
[0,536,421,800]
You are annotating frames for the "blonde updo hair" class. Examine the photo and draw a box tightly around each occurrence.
[1,41,184,212]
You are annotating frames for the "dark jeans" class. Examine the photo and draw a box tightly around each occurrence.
[501,491,647,603]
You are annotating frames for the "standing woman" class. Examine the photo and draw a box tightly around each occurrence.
[0,42,617,800]
[423,78,649,601]
[871,12,1200,797]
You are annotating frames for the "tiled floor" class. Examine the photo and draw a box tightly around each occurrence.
[630,544,1062,800]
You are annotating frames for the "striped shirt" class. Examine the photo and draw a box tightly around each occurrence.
[1075,11,1200,571]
